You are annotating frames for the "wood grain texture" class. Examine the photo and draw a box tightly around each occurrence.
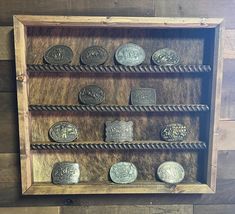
[25,182,213,195]
[218,121,235,150]
[0,180,235,206]
[154,0,232,28]
[53,180,235,205]
[0,61,16,92]
[13,16,32,193]
[15,15,222,28]
[0,92,17,113]
[224,29,235,59]
[0,207,60,214]
[0,0,154,25]
[61,205,193,214]
[0,182,21,205]
[217,151,235,180]
[0,0,229,208]
[194,204,235,214]
[0,92,18,153]
[0,27,14,60]
[206,23,223,192]
[12,16,222,195]
[0,153,19,182]
[220,59,235,120]
[0,182,77,206]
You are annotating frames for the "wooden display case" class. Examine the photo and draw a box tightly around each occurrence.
[13,15,223,195]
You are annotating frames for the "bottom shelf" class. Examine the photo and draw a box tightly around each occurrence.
[24,181,214,195]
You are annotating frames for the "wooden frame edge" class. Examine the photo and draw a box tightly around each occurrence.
[13,15,33,194]
[14,15,223,28]
[24,183,214,195]
[13,15,222,195]
[206,21,224,192]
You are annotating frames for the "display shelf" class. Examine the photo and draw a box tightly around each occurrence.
[14,15,223,195]
[27,64,211,74]
[31,141,207,151]
[29,104,209,113]
[24,181,213,195]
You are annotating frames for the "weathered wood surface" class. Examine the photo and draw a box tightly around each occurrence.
[0,150,235,206]
[14,16,32,193]
[221,59,235,120]
[1,179,235,205]
[218,121,235,150]
[154,0,234,28]
[0,153,19,182]
[0,0,154,25]
[0,207,60,214]
[0,61,16,92]
[0,92,18,153]
[0,27,14,60]
[0,0,234,211]
[194,204,235,214]
[224,30,235,59]
[61,205,193,214]
[217,151,235,180]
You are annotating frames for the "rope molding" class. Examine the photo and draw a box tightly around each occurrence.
[27,64,211,74]
[31,141,207,151]
[29,104,209,112]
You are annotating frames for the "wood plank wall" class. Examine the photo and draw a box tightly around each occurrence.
[0,0,234,213]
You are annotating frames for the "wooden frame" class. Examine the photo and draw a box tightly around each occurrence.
[14,15,223,195]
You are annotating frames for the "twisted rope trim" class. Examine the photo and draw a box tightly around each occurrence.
[29,104,209,112]
[31,142,207,151]
[27,64,211,74]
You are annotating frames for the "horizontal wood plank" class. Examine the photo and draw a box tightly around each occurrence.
[0,153,19,182]
[0,61,16,92]
[25,182,213,195]
[0,92,18,153]
[154,0,234,28]
[0,207,59,214]
[61,205,193,214]
[220,59,235,120]
[0,182,70,206]
[0,0,154,25]
[0,182,20,205]
[0,92,17,113]
[0,179,235,206]
[194,204,235,214]
[0,27,14,60]
[218,120,235,150]
[14,15,222,27]
[224,29,235,59]
[75,179,235,205]
[217,151,235,179]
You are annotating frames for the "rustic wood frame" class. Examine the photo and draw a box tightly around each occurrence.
[13,15,223,195]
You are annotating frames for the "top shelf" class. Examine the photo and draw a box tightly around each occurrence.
[27,64,211,74]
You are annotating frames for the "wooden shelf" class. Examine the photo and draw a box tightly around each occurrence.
[31,141,207,151]
[25,182,213,195]
[27,64,211,74]
[14,16,223,195]
[29,104,209,113]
